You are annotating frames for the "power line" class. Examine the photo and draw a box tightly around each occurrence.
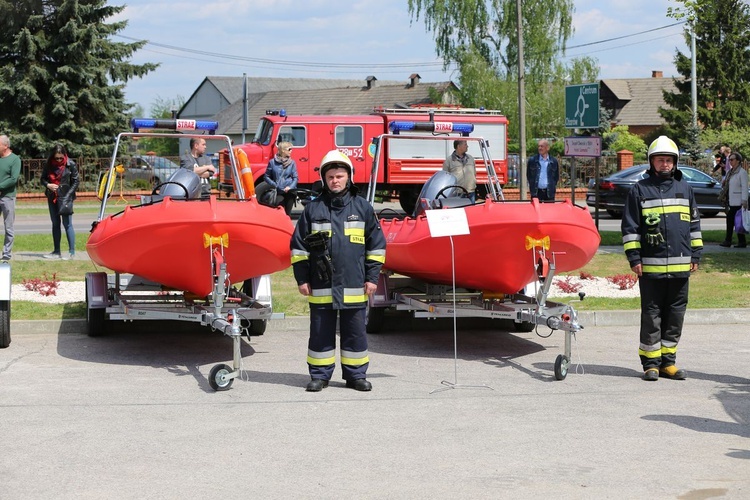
[566,21,686,50]
[136,44,454,77]
[118,20,688,71]
[563,32,685,59]
[116,34,445,69]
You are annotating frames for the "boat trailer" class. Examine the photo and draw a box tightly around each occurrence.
[85,239,273,391]
[366,248,584,380]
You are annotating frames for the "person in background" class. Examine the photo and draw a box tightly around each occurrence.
[0,134,22,262]
[180,137,216,197]
[263,141,298,215]
[719,152,748,248]
[712,145,731,179]
[442,139,476,202]
[291,150,386,392]
[40,144,79,260]
[526,139,560,201]
[712,153,723,175]
[622,136,702,382]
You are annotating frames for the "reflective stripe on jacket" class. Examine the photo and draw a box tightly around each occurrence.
[621,169,702,278]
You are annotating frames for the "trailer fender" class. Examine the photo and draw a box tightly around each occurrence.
[0,262,10,301]
[85,272,109,308]
[245,275,273,308]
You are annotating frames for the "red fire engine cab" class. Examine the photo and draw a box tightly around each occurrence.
[220,107,509,212]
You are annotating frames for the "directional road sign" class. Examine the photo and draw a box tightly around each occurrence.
[565,83,599,129]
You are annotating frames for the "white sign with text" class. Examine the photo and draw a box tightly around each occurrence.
[425,208,471,238]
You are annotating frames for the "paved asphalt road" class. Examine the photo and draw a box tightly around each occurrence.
[2,198,747,498]
[2,318,748,499]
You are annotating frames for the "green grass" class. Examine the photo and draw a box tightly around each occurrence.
[8,229,750,320]
[555,252,750,310]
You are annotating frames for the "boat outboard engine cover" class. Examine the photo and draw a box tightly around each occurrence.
[160,168,202,200]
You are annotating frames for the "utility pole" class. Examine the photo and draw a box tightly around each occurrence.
[241,73,248,144]
[516,0,527,200]
[690,23,697,129]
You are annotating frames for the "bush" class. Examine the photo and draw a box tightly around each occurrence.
[603,125,647,157]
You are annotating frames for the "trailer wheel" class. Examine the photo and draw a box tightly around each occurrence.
[209,364,234,391]
[85,282,105,337]
[554,354,569,381]
[398,188,419,214]
[246,319,266,336]
[365,303,385,334]
[0,300,10,348]
[513,320,535,333]
[87,306,105,337]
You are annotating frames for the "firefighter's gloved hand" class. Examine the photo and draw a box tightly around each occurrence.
[646,232,665,246]
[315,258,331,282]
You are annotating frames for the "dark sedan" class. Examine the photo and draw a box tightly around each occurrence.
[586,164,724,218]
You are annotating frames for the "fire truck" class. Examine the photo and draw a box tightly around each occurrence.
[220,106,509,212]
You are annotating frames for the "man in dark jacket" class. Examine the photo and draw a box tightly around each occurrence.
[621,136,703,382]
[291,150,386,392]
[526,139,560,201]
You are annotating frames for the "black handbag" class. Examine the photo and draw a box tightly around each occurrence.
[58,197,73,216]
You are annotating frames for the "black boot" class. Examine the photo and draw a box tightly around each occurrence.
[306,379,329,392]
[345,379,372,391]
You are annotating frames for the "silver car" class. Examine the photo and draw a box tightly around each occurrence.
[125,155,181,186]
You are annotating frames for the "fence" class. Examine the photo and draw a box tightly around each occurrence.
[18,153,717,198]
[18,155,183,194]
[505,154,713,190]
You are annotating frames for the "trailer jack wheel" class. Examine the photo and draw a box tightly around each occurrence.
[208,363,234,391]
[554,354,569,381]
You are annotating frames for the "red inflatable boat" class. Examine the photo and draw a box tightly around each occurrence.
[87,195,294,296]
[378,198,600,293]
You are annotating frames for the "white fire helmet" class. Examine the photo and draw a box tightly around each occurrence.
[647,135,679,165]
[319,149,353,185]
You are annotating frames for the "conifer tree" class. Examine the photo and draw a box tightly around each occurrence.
[0,0,157,158]
[661,0,750,144]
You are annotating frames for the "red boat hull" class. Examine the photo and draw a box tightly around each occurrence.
[379,199,600,293]
[87,196,294,296]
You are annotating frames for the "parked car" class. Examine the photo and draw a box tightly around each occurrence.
[124,155,181,185]
[586,164,725,218]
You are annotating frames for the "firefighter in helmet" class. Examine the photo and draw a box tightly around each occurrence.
[290,150,386,392]
[621,136,703,381]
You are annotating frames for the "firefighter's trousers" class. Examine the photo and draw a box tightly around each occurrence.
[307,307,369,381]
[638,276,689,370]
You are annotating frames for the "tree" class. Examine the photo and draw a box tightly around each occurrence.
[662,0,750,146]
[408,0,599,143]
[0,0,157,158]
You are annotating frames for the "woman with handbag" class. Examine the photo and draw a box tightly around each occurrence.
[40,144,79,259]
[719,152,748,248]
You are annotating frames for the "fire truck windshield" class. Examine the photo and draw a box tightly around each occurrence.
[254,118,274,145]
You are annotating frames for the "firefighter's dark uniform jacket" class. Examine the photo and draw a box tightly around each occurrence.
[622,168,702,277]
[290,186,386,307]
[621,168,703,369]
[290,186,386,380]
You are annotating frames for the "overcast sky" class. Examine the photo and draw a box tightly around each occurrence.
[113,0,688,112]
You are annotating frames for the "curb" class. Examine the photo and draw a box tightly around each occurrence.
[9,308,750,335]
